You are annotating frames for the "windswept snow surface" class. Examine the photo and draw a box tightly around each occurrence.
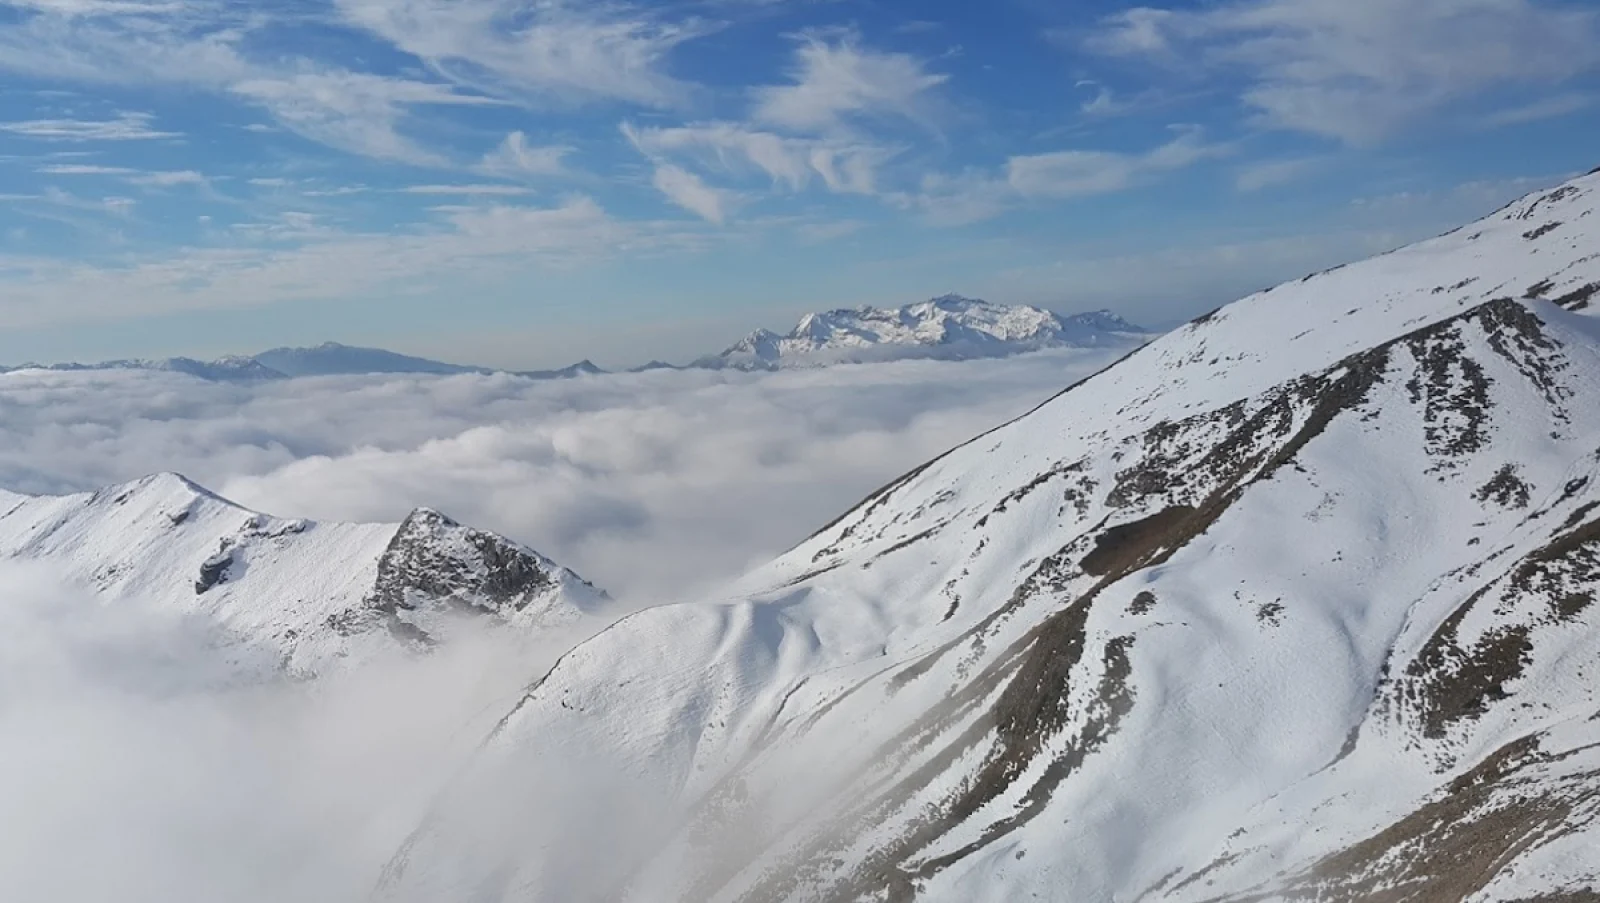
[379,172,1600,901]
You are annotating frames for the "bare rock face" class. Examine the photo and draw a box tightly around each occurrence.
[348,508,599,646]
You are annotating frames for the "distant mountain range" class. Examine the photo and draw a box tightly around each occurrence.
[0,298,1147,382]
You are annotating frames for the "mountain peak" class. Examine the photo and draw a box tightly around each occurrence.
[0,474,609,675]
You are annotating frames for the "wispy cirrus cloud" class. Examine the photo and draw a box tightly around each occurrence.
[0,4,497,166]
[401,184,535,196]
[895,127,1227,225]
[33,163,212,192]
[332,0,701,108]
[1233,156,1327,192]
[0,111,178,141]
[476,131,572,178]
[649,163,736,223]
[2,0,186,14]
[0,196,715,329]
[230,71,502,166]
[35,163,136,174]
[1479,92,1595,128]
[1086,0,1600,145]
[752,33,948,134]
[623,121,893,196]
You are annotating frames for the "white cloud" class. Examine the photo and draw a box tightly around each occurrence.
[2,0,184,14]
[477,131,572,178]
[332,0,698,108]
[0,343,1135,900]
[650,163,735,223]
[34,163,211,192]
[1479,92,1594,128]
[1088,0,1600,144]
[401,184,535,196]
[230,71,500,166]
[0,558,587,903]
[0,8,497,166]
[0,349,1123,602]
[896,128,1226,224]
[623,121,892,195]
[128,169,208,187]
[35,163,136,174]
[1233,156,1326,192]
[0,197,710,328]
[752,34,948,133]
[0,111,177,141]
[794,219,864,244]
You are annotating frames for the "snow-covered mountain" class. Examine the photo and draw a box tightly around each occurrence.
[0,473,606,677]
[377,171,1600,900]
[701,295,1147,370]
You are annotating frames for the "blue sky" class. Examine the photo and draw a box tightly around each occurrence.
[0,0,1597,368]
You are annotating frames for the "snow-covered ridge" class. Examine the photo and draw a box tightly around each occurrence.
[703,294,1147,370]
[0,473,606,676]
[377,169,1600,900]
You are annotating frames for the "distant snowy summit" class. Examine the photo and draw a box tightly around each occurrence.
[0,299,1146,381]
[700,295,1147,370]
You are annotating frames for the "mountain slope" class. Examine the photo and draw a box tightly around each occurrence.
[378,172,1600,901]
[0,474,606,676]
[703,295,1147,370]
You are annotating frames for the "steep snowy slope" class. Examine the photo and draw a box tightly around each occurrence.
[704,295,1147,370]
[380,171,1600,901]
[0,474,605,676]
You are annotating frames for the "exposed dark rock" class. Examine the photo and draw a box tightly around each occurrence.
[1404,509,1600,740]
[345,508,572,644]
[1208,733,1600,903]
[1554,282,1599,311]
[1523,222,1563,240]
[1475,465,1533,509]
[1129,590,1158,615]
[194,544,235,594]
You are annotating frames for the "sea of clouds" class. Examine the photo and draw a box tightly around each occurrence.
[0,347,1128,900]
[0,347,1123,602]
